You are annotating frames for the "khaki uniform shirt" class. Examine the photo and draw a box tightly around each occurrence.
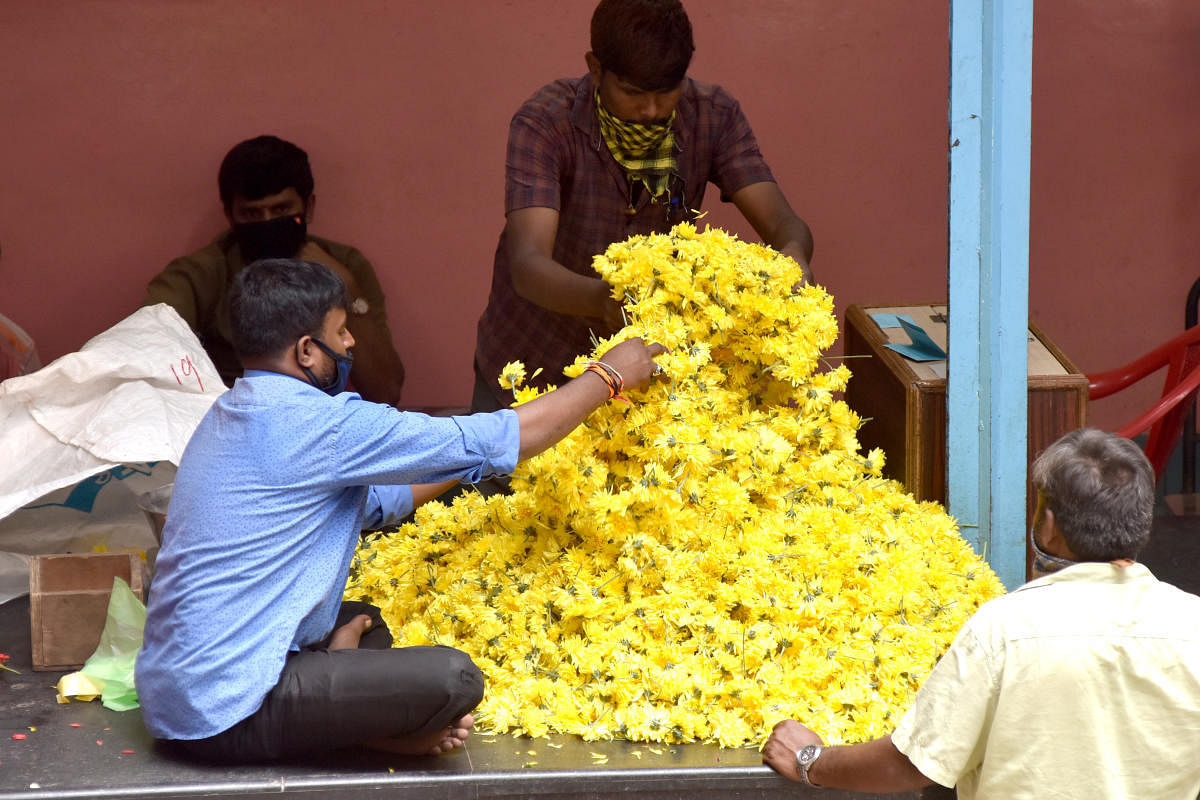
[892,561,1200,799]
[144,232,391,386]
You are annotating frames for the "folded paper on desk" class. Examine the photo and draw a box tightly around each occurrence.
[870,312,917,329]
[0,304,225,603]
[884,317,948,362]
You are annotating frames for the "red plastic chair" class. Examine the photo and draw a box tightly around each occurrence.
[1087,324,1200,480]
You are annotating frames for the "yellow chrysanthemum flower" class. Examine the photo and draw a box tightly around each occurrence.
[348,223,1004,748]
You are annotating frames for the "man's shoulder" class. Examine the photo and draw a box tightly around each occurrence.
[681,77,740,108]
[226,372,389,419]
[514,76,587,123]
[308,234,370,267]
[1137,571,1200,618]
[143,232,237,317]
[969,563,1200,640]
[169,232,369,267]
[201,373,344,433]
[676,77,747,130]
[226,371,318,403]
[164,231,236,271]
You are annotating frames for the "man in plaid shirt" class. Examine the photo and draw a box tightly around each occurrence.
[472,0,813,411]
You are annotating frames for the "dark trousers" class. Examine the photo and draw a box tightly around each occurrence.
[173,602,484,764]
[470,364,505,413]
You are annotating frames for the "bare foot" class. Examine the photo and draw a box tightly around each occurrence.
[368,714,475,756]
[429,713,474,754]
[329,614,373,650]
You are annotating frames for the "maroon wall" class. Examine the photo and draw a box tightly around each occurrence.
[1,1,1197,432]
[1031,1,1200,429]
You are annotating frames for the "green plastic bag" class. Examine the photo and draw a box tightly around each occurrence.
[78,576,146,711]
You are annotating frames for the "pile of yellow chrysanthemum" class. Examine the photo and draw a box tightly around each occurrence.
[348,223,1003,748]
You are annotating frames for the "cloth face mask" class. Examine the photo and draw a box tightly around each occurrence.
[233,214,307,264]
[1028,524,1076,579]
[595,90,676,201]
[302,337,354,396]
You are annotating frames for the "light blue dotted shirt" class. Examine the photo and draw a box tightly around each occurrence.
[136,370,518,740]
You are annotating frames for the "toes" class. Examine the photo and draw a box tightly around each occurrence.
[431,737,460,754]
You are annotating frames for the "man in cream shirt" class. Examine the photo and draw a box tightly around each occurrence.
[764,428,1200,799]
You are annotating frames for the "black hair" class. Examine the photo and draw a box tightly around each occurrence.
[229,259,348,359]
[590,0,694,91]
[217,135,315,212]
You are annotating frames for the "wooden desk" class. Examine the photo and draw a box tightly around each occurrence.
[844,304,1088,518]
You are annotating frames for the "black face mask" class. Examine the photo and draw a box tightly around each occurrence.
[233,214,307,264]
[301,337,354,396]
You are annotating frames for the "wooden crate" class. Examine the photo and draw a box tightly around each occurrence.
[844,303,1088,532]
[29,552,145,671]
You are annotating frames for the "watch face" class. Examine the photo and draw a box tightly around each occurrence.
[796,743,822,785]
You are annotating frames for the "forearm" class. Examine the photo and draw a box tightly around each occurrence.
[510,337,664,460]
[411,480,457,507]
[809,737,932,794]
[513,369,611,460]
[510,251,613,319]
[729,182,815,281]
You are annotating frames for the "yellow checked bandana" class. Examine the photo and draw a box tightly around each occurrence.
[595,90,677,202]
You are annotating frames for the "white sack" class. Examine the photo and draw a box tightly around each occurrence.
[0,304,225,600]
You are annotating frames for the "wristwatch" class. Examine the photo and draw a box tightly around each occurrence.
[349,297,370,315]
[795,743,824,787]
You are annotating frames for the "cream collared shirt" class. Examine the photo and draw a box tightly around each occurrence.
[892,561,1200,799]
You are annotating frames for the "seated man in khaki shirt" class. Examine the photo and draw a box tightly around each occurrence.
[143,135,405,405]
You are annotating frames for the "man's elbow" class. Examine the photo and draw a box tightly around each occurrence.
[780,215,814,264]
[508,254,542,302]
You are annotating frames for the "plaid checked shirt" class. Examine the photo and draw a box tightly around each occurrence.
[474,73,776,406]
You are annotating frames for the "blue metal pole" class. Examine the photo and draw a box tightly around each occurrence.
[947,0,1033,590]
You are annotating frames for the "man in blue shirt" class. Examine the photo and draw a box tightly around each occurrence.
[136,258,664,763]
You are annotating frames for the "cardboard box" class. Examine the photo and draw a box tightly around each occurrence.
[29,552,145,671]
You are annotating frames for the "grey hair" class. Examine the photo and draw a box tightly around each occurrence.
[1030,428,1154,561]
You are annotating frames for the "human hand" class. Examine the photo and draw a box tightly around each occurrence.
[789,266,811,294]
[601,295,627,333]
[780,242,813,289]
[762,719,823,782]
[597,337,667,392]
